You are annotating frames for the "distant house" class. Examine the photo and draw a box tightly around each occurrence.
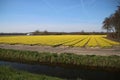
[26,32,33,36]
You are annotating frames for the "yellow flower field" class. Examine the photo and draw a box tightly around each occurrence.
[0,35,119,48]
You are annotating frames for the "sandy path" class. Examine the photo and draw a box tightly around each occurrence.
[0,44,120,56]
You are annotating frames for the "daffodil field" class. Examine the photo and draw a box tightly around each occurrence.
[0,35,119,48]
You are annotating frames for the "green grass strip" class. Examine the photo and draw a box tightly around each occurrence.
[0,48,120,71]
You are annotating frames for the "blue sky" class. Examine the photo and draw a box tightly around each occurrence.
[0,0,118,32]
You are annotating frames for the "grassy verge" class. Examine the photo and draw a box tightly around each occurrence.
[0,66,62,80]
[0,48,120,71]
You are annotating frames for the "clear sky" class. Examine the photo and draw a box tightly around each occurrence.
[0,0,119,33]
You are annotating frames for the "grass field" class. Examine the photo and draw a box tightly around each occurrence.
[0,35,119,48]
[0,66,62,80]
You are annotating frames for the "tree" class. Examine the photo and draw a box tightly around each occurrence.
[102,17,111,33]
[114,6,120,39]
[102,6,120,41]
[33,30,40,35]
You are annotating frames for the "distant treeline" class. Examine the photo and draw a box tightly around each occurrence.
[0,33,27,36]
[0,32,107,35]
[32,31,107,35]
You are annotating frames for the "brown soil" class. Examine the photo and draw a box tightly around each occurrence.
[0,44,120,56]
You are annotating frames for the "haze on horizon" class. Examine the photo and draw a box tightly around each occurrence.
[0,0,118,33]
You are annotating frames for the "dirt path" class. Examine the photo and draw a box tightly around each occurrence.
[0,44,120,56]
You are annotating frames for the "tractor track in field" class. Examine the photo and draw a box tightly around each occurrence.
[0,44,120,56]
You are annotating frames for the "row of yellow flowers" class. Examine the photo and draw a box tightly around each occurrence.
[0,35,119,48]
